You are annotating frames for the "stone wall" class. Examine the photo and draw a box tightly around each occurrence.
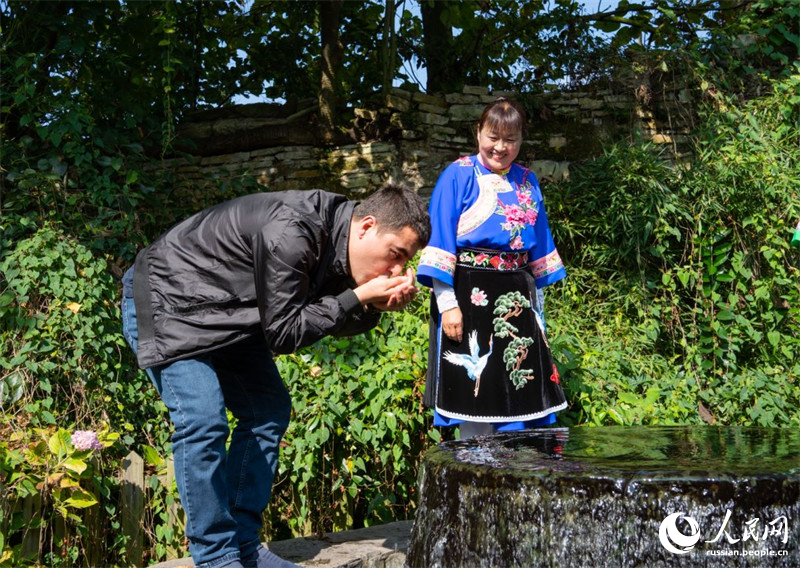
[165,80,696,198]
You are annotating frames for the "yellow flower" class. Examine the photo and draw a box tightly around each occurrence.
[66,302,81,313]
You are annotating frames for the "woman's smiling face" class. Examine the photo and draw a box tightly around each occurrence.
[476,125,521,172]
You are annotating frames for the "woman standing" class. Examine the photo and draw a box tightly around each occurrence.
[417,97,567,438]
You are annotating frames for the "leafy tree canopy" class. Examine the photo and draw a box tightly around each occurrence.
[3,0,796,149]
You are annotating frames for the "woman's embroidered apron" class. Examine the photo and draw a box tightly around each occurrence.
[426,171,567,423]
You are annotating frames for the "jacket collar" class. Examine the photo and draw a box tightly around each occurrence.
[331,199,357,285]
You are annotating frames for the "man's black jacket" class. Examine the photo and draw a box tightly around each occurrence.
[129,190,380,369]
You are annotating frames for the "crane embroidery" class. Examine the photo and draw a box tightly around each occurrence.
[443,330,494,397]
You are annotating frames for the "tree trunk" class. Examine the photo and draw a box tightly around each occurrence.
[381,0,397,95]
[420,0,459,94]
[318,0,343,145]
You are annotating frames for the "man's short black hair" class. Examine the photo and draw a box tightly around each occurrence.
[354,183,431,248]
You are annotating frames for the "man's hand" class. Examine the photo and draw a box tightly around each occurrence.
[354,268,418,312]
[375,267,418,311]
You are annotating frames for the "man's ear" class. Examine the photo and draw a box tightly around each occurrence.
[354,215,377,238]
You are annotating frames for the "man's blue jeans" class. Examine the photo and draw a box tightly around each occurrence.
[121,296,291,568]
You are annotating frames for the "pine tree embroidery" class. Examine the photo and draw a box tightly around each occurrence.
[492,291,537,390]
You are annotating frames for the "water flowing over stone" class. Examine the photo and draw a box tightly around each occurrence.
[407,426,800,567]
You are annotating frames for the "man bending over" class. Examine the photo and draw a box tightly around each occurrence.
[121,183,430,568]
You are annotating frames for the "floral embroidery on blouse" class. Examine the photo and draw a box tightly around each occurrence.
[470,287,489,306]
[495,185,539,250]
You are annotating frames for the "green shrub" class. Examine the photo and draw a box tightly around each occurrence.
[0,427,119,567]
[548,69,800,428]
[268,292,437,538]
[0,227,161,442]
[0,226,178,566]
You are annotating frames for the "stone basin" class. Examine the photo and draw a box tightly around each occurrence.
[407,426,800,567]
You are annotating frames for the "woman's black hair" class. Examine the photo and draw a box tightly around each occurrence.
[477,97,528,137]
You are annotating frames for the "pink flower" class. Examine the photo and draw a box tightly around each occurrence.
[517,189,532,206]
[71,430,102,451]
[504,205,527,226]
[470,287,488,306]
[510,236,524,250]
[474,253,489,265]
[525,208,538,225]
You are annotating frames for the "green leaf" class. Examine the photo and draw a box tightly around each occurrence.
[64,488,98,509]
[0,372,25,404]
[595,19,621,33]
[48,430,69,456]
[716,310,733,322]
[141,445,165,467]
[63,458,88,475]
[767,331,781,347]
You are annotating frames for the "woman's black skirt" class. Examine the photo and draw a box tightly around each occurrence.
[425,249,567,423]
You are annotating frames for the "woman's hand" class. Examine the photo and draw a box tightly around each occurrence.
[441,306,463,342]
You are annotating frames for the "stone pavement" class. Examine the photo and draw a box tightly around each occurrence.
[151,520,412,568]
